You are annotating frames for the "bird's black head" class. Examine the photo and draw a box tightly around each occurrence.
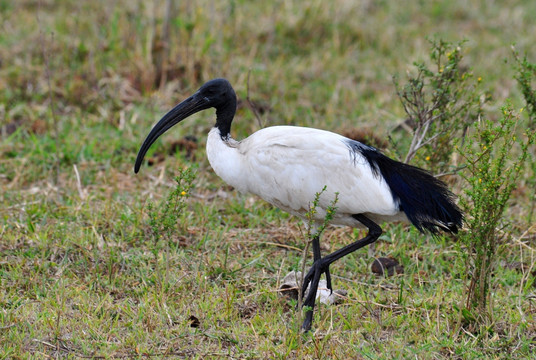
[197,78,235,108]
[134,78,237,173]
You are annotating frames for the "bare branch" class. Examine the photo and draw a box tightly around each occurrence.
[246,69,264,128]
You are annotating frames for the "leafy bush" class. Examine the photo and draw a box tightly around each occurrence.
[458,103,534,323]
[394,39,486,174]
[147,166,196,242]
[395,40,535,328]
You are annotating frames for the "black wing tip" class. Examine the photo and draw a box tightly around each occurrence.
[448,213,464,234]
[414,206,463,235]
[415,221,460,236]
[345,138,465,236]
[358,148,464,235]
[437,220,463,234]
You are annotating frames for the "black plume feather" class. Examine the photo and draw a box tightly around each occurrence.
[346,140,463,234]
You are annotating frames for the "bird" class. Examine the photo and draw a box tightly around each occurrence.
[134,78,463,331]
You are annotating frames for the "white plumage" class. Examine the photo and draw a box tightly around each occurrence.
[206,125,405,227]
[134,78,462,331]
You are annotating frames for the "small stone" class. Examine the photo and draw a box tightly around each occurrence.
[371,257,404,276]
[188,315,200,328]
[278,271,347,305]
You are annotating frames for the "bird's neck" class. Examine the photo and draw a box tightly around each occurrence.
[206,127,246,192]
[215,97,236,140]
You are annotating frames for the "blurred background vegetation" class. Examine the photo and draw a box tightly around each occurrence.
[1,0,535,358]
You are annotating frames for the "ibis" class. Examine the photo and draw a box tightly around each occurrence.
[134,78,463,331]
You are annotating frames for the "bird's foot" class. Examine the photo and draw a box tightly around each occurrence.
[300,259,331,331]
[302,310,314,332]
[325,267,333,294]
[301,259,332,298]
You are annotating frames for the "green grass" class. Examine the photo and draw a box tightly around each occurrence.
[1,0,536,358]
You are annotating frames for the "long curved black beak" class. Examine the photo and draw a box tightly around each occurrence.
[134,92,209,173]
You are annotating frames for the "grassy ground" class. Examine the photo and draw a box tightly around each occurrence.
[1,0,536,358]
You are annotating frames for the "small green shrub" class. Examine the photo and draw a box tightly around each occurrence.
[147,166,196,242]
[394,39,486,173]
[458,102,534,324]
[513,48,536,126]
[394,40,535,329]
[145,166,196,293]
[297,186,339,328]
[304,186,339,242]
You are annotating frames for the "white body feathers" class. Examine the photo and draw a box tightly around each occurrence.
[206,125,408,228]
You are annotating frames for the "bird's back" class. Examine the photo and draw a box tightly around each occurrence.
[222,125,462,233]
[232,126,403,226]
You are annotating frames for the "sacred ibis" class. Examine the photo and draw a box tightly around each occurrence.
[134,78,463,331]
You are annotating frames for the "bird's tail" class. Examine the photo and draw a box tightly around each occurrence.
[361,148,463,234]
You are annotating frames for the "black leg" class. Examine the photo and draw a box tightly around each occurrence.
[301,214,382,331]
[311,234,332,292]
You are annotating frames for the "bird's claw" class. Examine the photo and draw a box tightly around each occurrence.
[301,260,332,298]
[300,259,331,331]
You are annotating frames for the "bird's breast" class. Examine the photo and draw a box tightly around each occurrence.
[206,128,249,193]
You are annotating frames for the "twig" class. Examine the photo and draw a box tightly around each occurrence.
[276,257,286,290]
[433,165,467,178]
[1,200,42,212]
[512,224,536,252]
[162,302,173,326]
[37,0,61,188]
[63,350,195,359]
[73,164,87,200]
[246,69,264,128]
[233,240,302,252]
[297,232,311,333]
[158,0,175,90]
[0,323,17,330]
[32,338,57,349]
